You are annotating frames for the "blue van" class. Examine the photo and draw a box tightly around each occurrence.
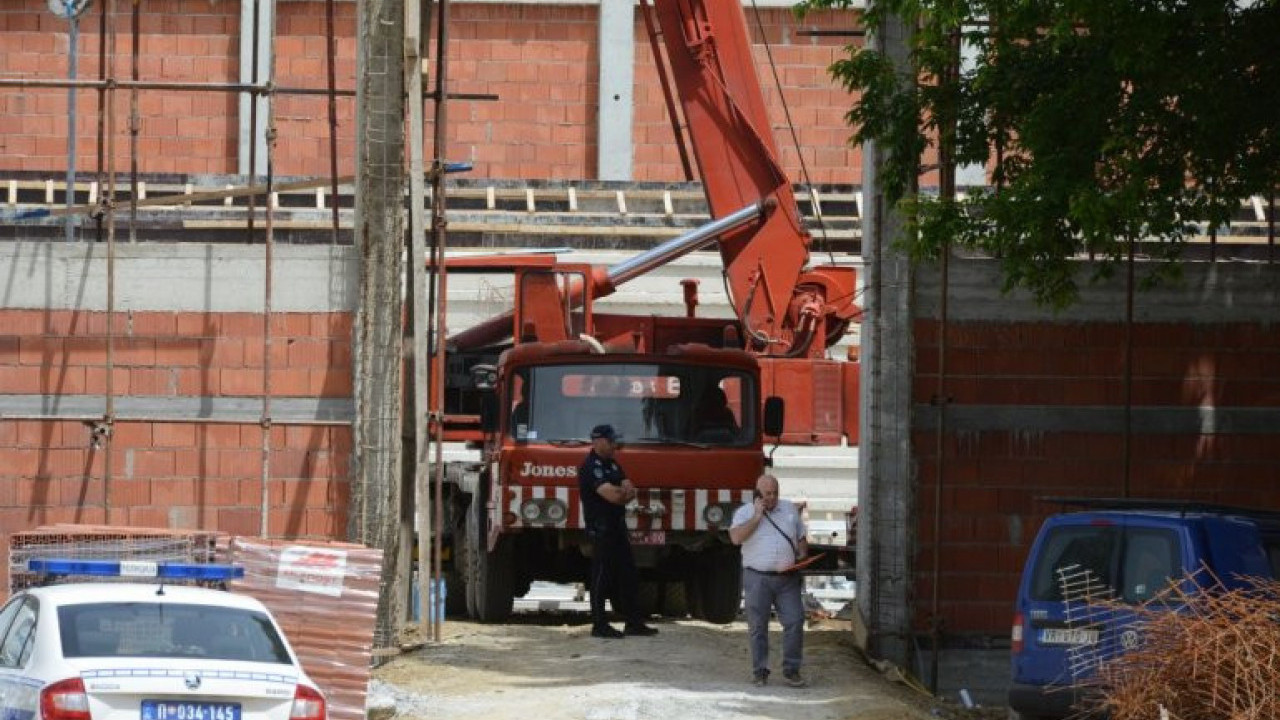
[1008,499,1280,719]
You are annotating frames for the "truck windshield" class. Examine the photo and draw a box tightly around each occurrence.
[508,363,754,447]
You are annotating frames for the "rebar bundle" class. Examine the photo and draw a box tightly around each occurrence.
[1089,575,1280,720]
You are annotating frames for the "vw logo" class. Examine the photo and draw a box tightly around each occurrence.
[1119,629,1140,651]
[184,673,203,691]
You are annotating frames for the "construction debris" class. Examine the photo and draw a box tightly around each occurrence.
[1088,575,1280,720]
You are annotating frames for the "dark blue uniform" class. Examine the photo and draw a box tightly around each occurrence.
[579,448,642,631]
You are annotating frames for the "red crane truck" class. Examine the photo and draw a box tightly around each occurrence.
[433,0,860,623]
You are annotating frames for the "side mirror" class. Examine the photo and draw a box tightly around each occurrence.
[763,396,784,437]
[479,393,499,432]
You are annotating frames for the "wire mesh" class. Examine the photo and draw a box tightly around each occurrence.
[1079,572,1280,720]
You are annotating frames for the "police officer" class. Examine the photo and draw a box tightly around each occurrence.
[578,424,659,639]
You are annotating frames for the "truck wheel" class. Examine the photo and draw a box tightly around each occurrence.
[466,494,515,622]
[661,581,690,618]
[697,553,743,624]
[444,565,468,617]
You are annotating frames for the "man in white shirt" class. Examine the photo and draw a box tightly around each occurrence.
[729,473,808,687]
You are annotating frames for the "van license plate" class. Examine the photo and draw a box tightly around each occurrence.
[630,530,666,545]
[1039,628,1099,646]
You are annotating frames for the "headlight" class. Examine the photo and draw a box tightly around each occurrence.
[520,499,569,524]
[704,503,736,526]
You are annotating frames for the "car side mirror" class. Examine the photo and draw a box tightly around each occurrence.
[763,396,784,437]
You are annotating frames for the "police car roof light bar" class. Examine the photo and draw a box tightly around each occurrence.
[27,558,245,581]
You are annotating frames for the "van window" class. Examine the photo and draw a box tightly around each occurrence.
[1120,529,1181,602]
[1030,526,1118,602]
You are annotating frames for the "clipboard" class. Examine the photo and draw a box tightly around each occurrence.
[780,552,827,574]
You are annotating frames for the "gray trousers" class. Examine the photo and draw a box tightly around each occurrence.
[742,568,804,676]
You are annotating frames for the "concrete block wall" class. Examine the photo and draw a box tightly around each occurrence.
[0,0,858,183]
[910,260,1280,636]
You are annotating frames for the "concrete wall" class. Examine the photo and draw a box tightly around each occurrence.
[912,259,1280,636]
[0,0,859,183]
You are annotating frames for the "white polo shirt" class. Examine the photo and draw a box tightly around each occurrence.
[731,499,806,573]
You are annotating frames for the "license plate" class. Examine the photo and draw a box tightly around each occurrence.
[629,530,666,545]
[141,701,242,720]
[1039,627,1099,646]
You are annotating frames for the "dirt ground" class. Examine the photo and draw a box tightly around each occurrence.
[371,613,1000,720]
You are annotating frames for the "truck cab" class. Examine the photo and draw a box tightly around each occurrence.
[447,339,783,624]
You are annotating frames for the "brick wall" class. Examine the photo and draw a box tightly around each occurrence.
[911,263,1280,636]
[0,0,859,183]
[0,308,353,595]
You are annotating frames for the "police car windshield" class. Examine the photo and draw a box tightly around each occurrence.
[507,363,755,447]
[58,602,292,663]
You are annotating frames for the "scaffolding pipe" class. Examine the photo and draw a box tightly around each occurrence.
[128,0,140,242]
[428,0,453,645]
[102,0,120,524]
[325,0,342,245]
[258,0,281,537]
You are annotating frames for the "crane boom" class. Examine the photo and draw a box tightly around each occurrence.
[649,0,856,357]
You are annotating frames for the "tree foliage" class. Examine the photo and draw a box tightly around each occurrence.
[798,0,1280,307]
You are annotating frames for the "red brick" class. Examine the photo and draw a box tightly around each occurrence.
[131,449,177,477]
[218,449,261,479]
[154,338,203,367]
[84,367,132,395]
[312,369,353,398]
[284,425,329,449]
[0,366,43,393]
[129,368,173,395]
[197,424,246,449]
[111,423,153,449]
[130,312,178,336]
[110,478,152,506]
[198,478,241,506]
[220,369,265,396]
[17,336,55,365]
[56,477,105,506]
[150,478,195,505]
[127,506,173,528]
[269,314,312,338]
[153,423,197,448]
[264,369,309,397]
[176,368,220,395]
[115,338,157,366]
[201,337,245,368]
[219,507,263,536]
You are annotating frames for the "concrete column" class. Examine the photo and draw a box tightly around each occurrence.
[596,0,635,180]
[857,11,917,669]
[238,0,274,177]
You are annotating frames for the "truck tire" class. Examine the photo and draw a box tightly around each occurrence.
[444,565,468,617]
[697,552,743,624]
[466,493,515,622]
[661,581,690,618]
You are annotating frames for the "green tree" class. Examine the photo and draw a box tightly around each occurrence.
[800,0,1280,307]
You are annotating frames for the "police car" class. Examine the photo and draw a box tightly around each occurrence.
[0,560,326,720]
